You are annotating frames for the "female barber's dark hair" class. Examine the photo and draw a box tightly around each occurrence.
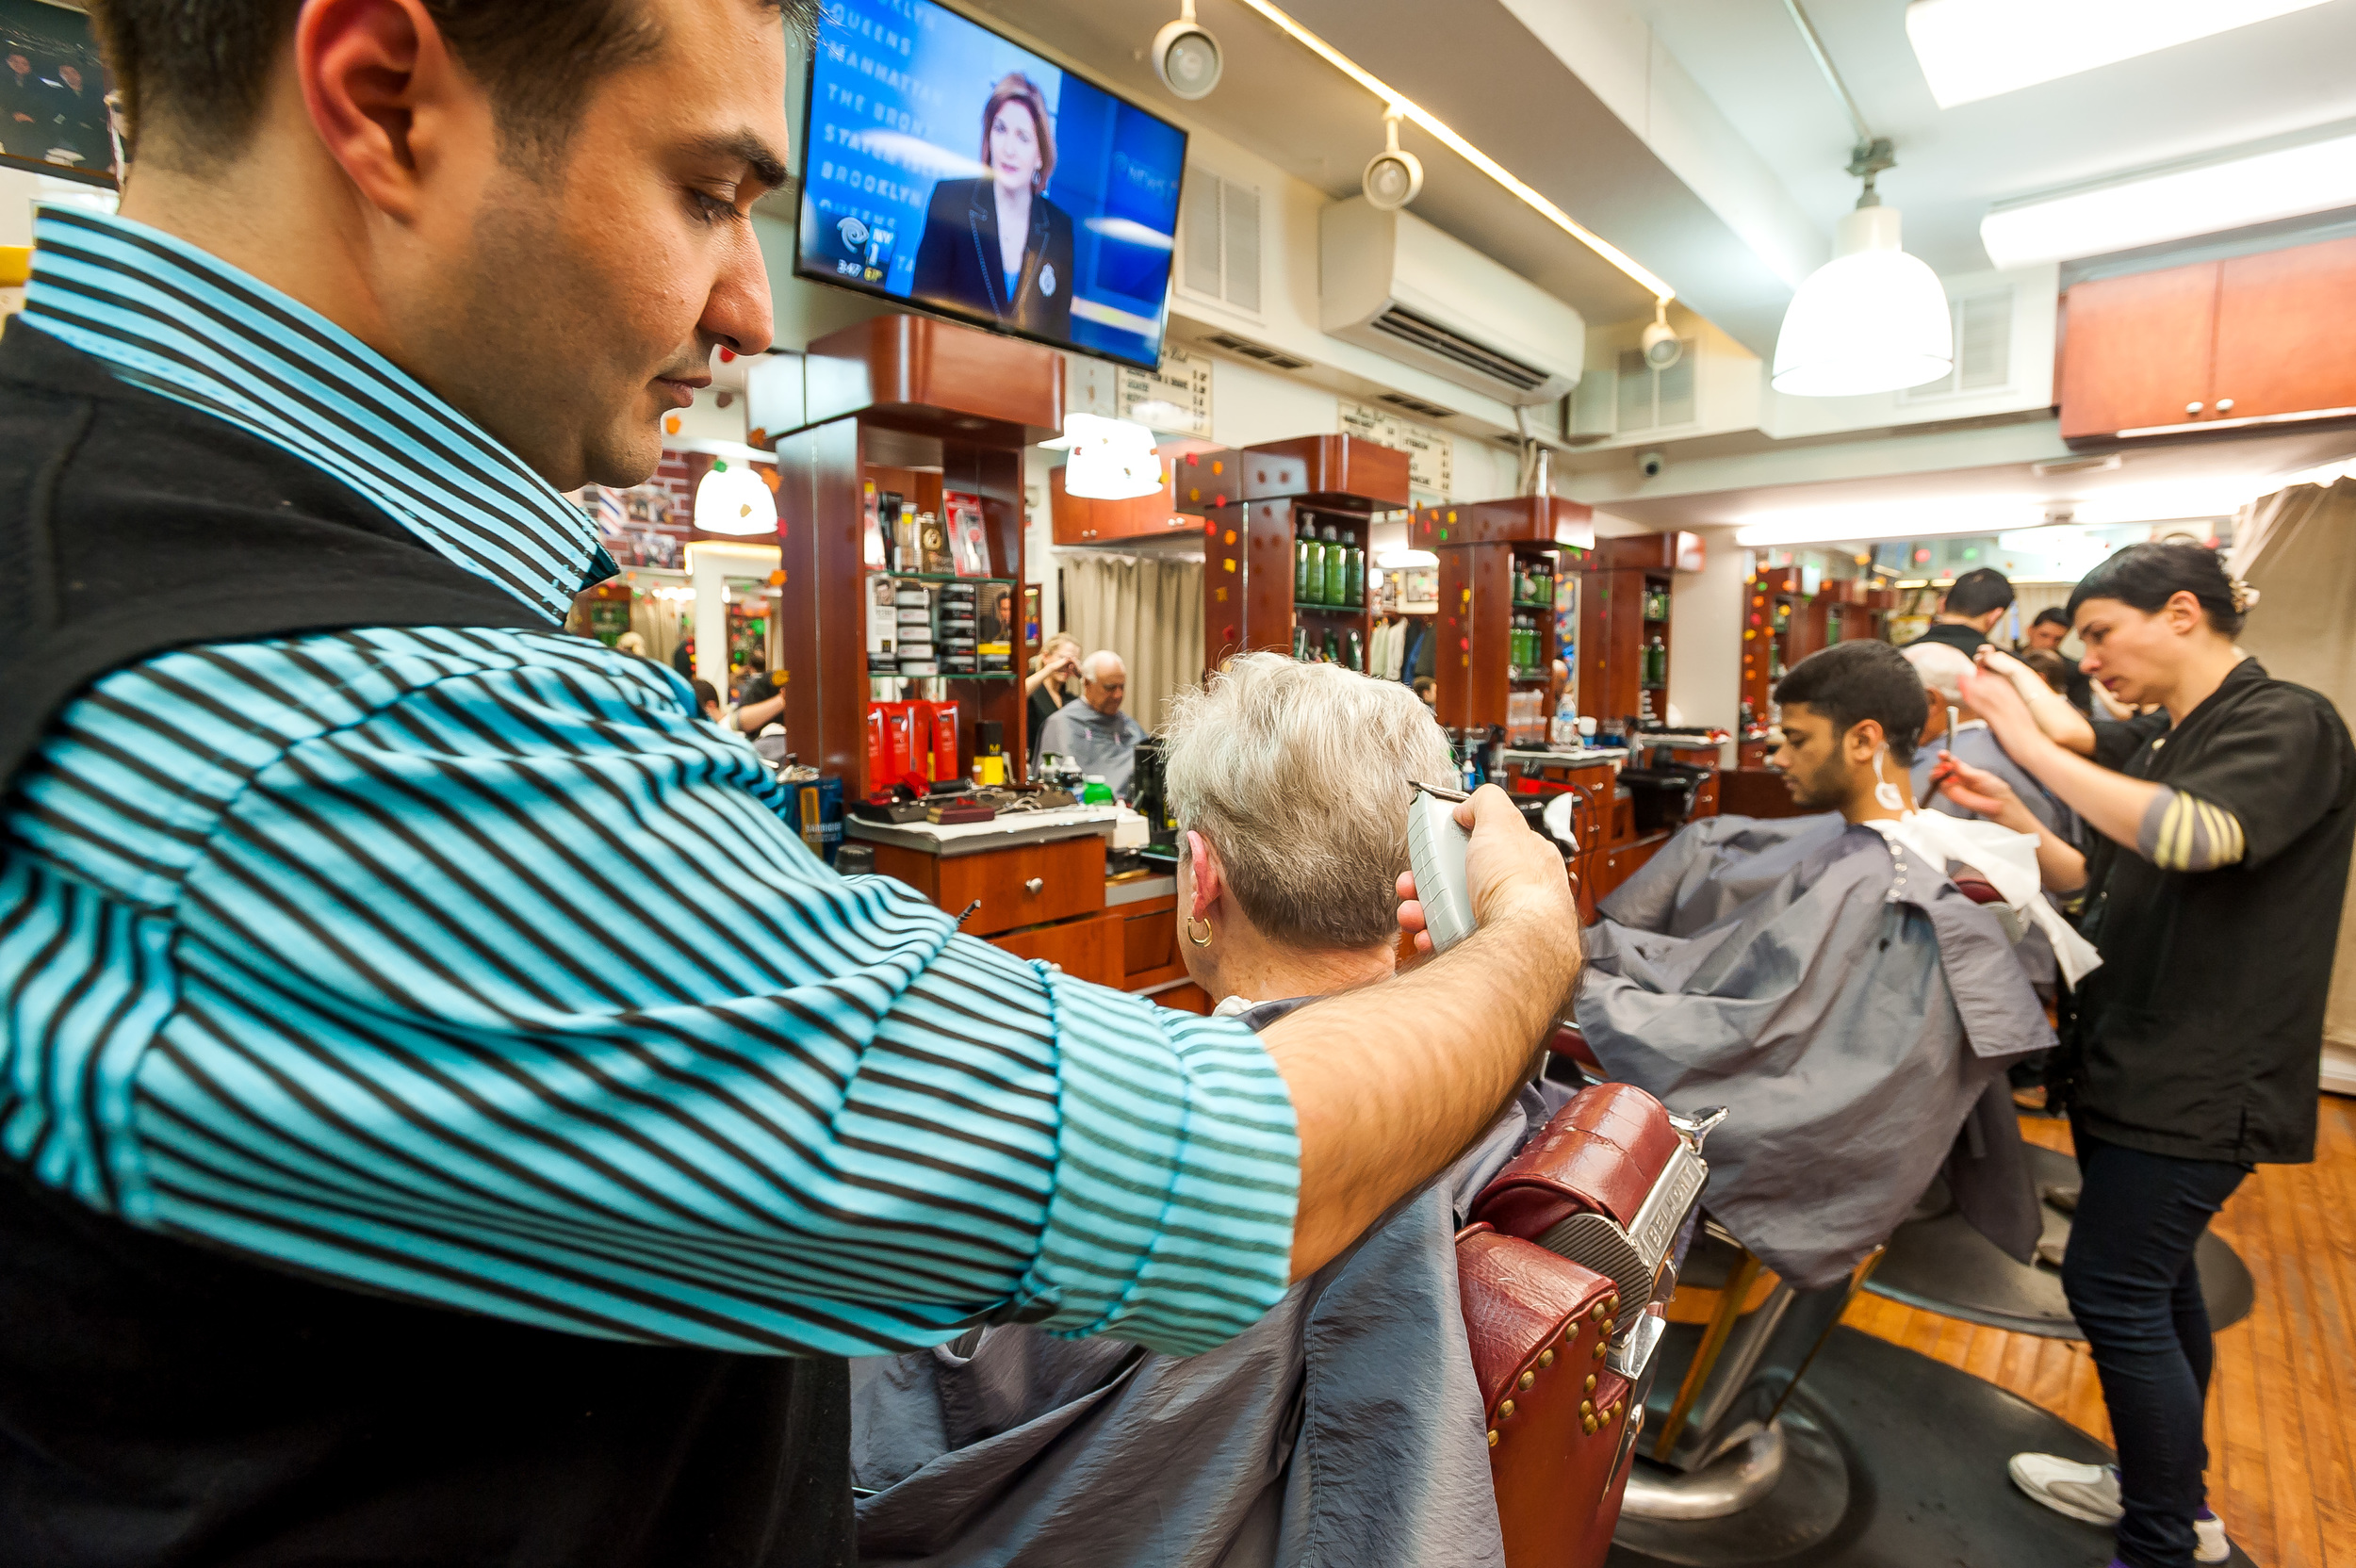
[2030,607,2071,630]
[1774,641,1931,765]
[2065,540,2247,638]
[89,0,814,169]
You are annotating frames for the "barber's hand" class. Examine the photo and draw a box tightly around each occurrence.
[1928,753,2034,832]
[1397,784,1579,957]
[1046,650,1078,679]
[1960,662,2038,744]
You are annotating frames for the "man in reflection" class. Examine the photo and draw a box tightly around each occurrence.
[909,72,1073,340]
[1037,649,1143,799]
[1904,564,2015,657]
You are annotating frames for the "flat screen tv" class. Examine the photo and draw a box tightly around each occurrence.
[798,0,1187,370]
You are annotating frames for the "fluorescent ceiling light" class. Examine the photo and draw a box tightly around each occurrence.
[1376,548,1440,568]
[1734,500,2046,548]
[1982,128,2356,267]
[1906,0,2333,108]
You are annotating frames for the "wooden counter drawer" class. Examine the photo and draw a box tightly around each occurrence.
[915,835,1105,937]
[991,908,1123,987]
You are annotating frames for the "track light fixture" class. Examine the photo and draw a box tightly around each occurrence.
[1362,109,1423,212]
[1639,299,1681,370]
[1153,0,1222,100]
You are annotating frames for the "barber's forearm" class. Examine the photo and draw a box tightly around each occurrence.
[2003,729,2161,851]
[2019,679,2096,756]
[1262,909,1578,1281]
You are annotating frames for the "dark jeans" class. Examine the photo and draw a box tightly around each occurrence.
[2062,1127,2250,1568]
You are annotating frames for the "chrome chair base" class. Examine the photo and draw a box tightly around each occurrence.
[1618,1423,1785,1521]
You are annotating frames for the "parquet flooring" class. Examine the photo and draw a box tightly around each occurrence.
[1842,1095,2356,1567]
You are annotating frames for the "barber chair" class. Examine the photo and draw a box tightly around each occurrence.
[1538,1029,1886,1550]
[1457,1082,1721,1568]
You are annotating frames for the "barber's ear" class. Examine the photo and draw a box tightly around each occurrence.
[295,0,469,223]
[1186,829,1221,919]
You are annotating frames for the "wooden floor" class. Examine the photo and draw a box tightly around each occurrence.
[1843,1095,2356,1568]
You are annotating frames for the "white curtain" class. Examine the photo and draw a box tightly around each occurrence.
[1056,552,1204,735]
[2233,478,2356,1092]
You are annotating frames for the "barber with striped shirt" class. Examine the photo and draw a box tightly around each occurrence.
[0,4,1583,1564]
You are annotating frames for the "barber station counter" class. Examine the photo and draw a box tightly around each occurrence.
[1504,742,1724,917]
[850,808,1198,1001]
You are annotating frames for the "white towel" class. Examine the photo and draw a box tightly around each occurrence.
[1862,812,2104,988]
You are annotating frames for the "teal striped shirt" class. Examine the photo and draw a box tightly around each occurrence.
[0,207,1298,1359]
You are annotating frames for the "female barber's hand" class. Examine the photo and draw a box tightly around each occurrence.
[1960,660,2039,746]
[1397,784,1579,956]
[1928,753,2034,832]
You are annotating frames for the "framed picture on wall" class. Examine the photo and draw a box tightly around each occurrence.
[1023,584,1041,648]
[0,0,120,188]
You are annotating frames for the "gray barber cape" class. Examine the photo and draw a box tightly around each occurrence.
[1576,812,2050,1291]
[848,1078,1576,1568]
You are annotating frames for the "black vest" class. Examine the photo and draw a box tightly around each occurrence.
[0,322,852,1567]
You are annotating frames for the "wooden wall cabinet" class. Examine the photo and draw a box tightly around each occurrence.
[2058,234,2356,440]
[771,314,1057,794]
[1579,532,1700,733]
[1413,496,1595,739]
[1202,434,1412,674]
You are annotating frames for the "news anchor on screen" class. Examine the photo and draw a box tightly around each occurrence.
[912,73,1074,340]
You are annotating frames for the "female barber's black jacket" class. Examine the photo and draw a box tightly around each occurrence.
[2071,658,2356,1164]
[910,178,1075,341]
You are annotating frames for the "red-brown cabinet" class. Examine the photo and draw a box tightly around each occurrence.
[2059,235,2356,441]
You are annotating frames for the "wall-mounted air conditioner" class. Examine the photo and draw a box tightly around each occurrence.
[1320,196,1583,408]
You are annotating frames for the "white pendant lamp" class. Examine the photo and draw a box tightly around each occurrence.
[1771,5,1953,398]
[693,457,778,536]
[1772,140,1953,398]
[1044,413,1163,501]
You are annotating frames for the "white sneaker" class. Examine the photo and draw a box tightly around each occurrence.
[2007,1454,2232,1563]
[2194,1508,2232,1564]
[2008,1453,2120,1525]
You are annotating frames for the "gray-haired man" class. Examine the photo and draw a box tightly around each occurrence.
[1038,648,1147,799]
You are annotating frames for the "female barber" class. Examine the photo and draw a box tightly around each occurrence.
[1958,543,2356,1568]
[1024,631,1082,765]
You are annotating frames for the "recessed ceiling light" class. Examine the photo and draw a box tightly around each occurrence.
[1980,128,2356,267]
[1906,0,2334,108]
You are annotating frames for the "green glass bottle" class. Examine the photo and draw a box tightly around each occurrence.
[1296,517,1317,604]
[1345,535,1365,607]
[1322,524,1346,605]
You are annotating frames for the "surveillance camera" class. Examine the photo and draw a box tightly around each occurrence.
[1640,318,1682,371]
[1637,449,1666,481]
[1153,16,1221,100]
[1363,147,1423,211]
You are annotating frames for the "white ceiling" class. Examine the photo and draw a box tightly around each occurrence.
[1586,425,2356,533]
[1634,0,2356,275]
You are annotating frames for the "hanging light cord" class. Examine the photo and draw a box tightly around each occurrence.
[1781,0,1896,205]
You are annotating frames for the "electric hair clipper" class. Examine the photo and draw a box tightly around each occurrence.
[1407,780,1478,953]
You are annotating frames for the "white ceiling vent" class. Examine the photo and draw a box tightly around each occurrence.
[1613,342,1697,433]
[1378,389,1460,421]
[1320,196,1584,407]
[1203,332,1309,371]
[1905,290,2013,400]
[1181,171,1261,316]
